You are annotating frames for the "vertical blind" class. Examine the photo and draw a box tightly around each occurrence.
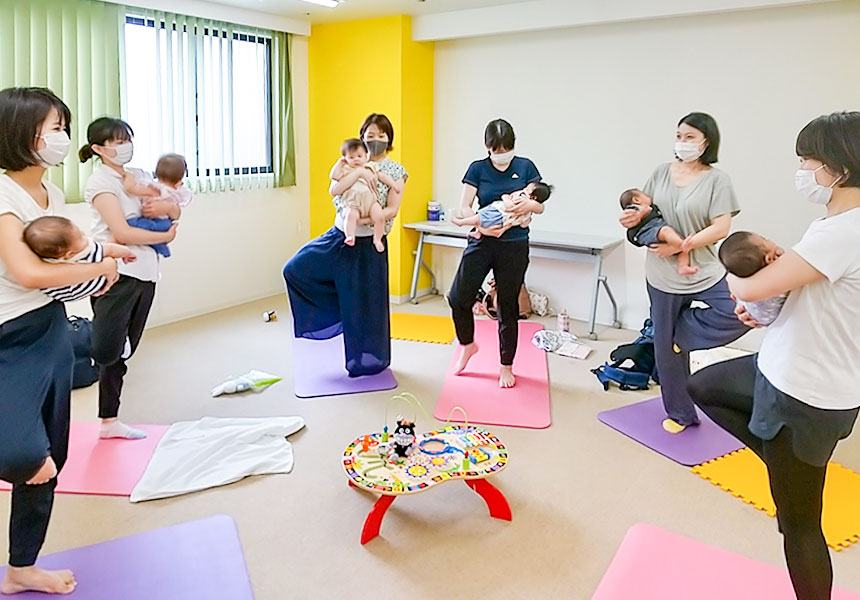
[0,0,123,201]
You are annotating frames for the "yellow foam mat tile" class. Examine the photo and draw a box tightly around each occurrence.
[390,313,456,344]
[693,448,860,551]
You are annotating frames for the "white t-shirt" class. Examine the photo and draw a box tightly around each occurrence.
[85,164,159,282]
[0,174,63,325]
[758,207,860,410]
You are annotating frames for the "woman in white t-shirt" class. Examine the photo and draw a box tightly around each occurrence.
[79,117,179,440]
[689,112,860,600]
[0,88,118,595]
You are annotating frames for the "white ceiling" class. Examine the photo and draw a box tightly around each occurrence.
[203,0,537,24]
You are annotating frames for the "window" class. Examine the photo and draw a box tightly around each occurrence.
[123,15,273,189]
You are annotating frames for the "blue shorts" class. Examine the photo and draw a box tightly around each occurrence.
[478,205,504,229]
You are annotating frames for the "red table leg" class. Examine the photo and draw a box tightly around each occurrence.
[466,479,512,521]
[360,494,396,544]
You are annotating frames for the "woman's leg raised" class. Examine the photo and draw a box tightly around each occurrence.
[675,277,750,351]
[687,354,763,456]
[284,228,345,340]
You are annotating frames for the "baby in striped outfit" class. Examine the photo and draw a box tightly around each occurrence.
[23,216,135,302]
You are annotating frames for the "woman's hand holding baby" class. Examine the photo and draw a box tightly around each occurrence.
[619,208,643,229]
[141,200,177,219]
[649,240,682,258]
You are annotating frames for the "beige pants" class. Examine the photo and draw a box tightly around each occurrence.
[342,180,379,218]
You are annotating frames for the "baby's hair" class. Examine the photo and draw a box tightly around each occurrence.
[719,231,767,278]
[23,216,78,259]
[531,182,554,204]
[155,153,187,185]
[341,138,367,156]
[619,188,642,210]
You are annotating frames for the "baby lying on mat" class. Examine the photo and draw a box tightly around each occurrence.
[23,215,135,301]
[452,181,553,238]
[719,231,787,326]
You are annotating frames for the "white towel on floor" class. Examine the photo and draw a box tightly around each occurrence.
[130,416,305,502]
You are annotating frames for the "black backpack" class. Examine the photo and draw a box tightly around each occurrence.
[591,318,660,391]
[67,316,99,389]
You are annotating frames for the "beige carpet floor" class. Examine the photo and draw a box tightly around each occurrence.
[2,295,859,599]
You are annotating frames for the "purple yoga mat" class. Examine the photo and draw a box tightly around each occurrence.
[292,334,397,398]
[598,397,745,466]
[0,515,253,599]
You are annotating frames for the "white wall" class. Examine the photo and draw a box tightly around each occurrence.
[62,35,311,328]
[430,0,860,345]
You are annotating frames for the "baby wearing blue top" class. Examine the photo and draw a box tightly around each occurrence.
[452,181,553,238]
[719,231,788,326]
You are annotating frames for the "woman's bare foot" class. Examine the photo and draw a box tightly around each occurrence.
[1,566,76,595]
[344,236,355,247]
[453,343,479,375]
[499,365,516,388]
[25,457,57,486]
[373,238,384,253]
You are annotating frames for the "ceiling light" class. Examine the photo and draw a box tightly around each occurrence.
[299,0,341,7]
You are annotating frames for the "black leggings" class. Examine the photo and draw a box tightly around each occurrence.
[688,355,831,600]
[90,275,156,419]
[448,237,529,366]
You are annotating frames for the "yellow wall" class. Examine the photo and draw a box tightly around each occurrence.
[308,15,434,297]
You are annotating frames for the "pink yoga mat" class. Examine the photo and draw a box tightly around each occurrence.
[433,320,550,429]
[0,422,168,496]
[593,524,860,599]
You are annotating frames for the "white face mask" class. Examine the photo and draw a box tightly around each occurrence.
[490,149,515,166]
[795,165,841,205]
[105,141,134,165]
[36,131,71,167]
[674,140,705,163]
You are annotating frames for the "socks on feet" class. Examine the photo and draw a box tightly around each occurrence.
[100,420,147,440]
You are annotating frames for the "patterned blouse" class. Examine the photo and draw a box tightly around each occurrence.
[333,155,408,236]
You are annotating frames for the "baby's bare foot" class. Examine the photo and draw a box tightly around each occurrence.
[373,239,385,253]
[344,236,355,247]
[1,566,76,595]
[679,265,699,275]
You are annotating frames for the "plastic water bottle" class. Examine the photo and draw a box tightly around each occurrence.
[557,310,569,332]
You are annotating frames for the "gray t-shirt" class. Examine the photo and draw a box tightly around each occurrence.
[642,163,740,294]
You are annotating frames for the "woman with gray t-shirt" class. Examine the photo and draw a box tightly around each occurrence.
[620,112,749,433]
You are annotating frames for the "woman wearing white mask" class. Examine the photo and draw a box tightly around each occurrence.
[619,112,747,433]
[80,117,178,440]
[0,87,119,595]
[448,118,545,388]
[688,112,860,600]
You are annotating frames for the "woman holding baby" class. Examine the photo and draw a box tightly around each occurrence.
[689,112,860,600]
[619,112,747,434]
[284,113,407,377]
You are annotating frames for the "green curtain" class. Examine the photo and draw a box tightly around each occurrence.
[272,31,296,187]
[0,0,122,202]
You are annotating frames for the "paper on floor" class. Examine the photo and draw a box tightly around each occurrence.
[130,416,304,502]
